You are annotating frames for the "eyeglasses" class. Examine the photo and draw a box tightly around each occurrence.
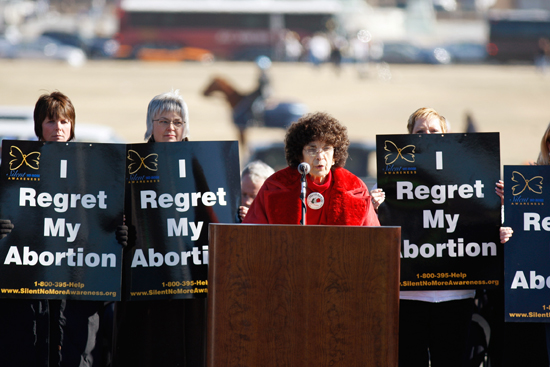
[303,146,334,157]
[154,119,184,129]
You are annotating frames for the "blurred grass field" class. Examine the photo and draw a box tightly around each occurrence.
[1,59,549,169]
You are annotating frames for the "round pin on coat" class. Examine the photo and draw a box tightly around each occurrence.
[307,192,324,210]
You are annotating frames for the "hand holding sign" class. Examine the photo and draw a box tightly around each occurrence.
[377,132,501,289]
[0,219,14,239]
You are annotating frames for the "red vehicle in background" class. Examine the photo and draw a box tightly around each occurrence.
[114,0,341,60]
[129,43,215,62]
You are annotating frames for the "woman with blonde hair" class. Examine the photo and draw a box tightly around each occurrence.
[536,122,550,165]
[374,107,511,367]
[406,107,450,135]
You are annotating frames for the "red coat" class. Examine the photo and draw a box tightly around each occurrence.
[243,166,380,226]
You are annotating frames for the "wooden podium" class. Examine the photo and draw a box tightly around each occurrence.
[207,224,400,367]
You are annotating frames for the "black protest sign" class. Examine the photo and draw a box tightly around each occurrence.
[123,141,240,300]
[504,165,550,322]
[376,133,502,290]
[0,140,126,300]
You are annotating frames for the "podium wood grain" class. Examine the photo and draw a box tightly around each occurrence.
[208,224,400,367]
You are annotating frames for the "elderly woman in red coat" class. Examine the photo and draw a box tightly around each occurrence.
[243,111,380,226]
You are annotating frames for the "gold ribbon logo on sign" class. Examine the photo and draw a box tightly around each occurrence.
[127,150,159,174]
[511,171,543,196]
[384,140,416,165]
[9,146,40,170]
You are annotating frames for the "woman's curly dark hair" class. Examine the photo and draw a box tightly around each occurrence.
[284,112,349,168]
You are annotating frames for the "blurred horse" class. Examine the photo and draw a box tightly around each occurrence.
[203,76,306,145]
[203,77,244,109]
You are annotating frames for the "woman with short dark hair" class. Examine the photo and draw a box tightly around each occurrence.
[243,111,379,226]
[0,91,125,367]
[33,91,76,142]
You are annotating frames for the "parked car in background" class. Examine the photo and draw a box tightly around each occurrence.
[41,31,120,59]
[2,36,87,66]
[0,120,124,164]
[0,105,124,150]
[378,41,452,64]
[0,36,12,58]
[0,106,34,123]
[0,107,37,149]
[87,37,120,59]
[246,140,377,188]
[442,42,487,63]
[0,122,123,143]
[41,31,87,53]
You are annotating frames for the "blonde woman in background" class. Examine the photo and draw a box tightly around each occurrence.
[376,107,511,367]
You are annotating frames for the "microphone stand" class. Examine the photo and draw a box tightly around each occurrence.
[300,171,307,225]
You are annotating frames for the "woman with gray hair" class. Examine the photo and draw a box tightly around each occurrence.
[144,89,190,142]
[239,160,275,221]
[114,90,205,367]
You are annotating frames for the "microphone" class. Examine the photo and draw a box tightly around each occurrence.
[298,162,310,175]
[298,163,309,225]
